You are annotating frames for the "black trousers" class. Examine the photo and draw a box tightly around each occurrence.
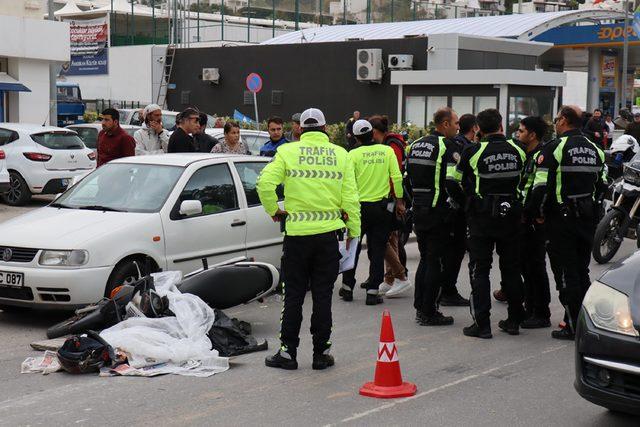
[342,201,392,293]
[467,215,525,327]
[280,232,340,356]
[545,212,596,331]
[442,209,466,297]
[413,208,452,316]
[520,221,551,319]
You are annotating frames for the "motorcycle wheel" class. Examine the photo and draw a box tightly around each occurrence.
[46,308,105,339]
[593,209,628,264]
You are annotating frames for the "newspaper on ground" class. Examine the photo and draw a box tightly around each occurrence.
[21,350,62,375]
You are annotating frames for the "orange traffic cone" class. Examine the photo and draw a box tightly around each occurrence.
[360,309,417,398]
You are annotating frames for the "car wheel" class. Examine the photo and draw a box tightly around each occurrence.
[105,259,145,298]
[2,172,31,206]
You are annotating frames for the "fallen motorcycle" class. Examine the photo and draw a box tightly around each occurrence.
[46,259,279,339]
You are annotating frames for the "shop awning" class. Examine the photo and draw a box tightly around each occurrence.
[0,73,31,92]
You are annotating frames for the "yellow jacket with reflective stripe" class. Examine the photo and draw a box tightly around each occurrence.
[348,143,403,202]
[256,131,361,237]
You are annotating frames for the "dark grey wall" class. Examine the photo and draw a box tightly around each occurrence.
[457,50,537,71]
[167,38,428,124]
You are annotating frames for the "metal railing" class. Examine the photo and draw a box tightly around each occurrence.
[106,0,577,46]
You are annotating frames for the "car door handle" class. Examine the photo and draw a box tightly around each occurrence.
[231,220,246,227]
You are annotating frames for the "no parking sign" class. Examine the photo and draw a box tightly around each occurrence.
[245,73,263,128]
[246,73,263,93]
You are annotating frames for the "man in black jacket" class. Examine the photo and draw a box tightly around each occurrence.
[625,113,640,143]
[584,109,605,148]
[168,108,200,153]
[193,113,218,153]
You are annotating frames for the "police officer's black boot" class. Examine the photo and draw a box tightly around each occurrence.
[312,351,335,370]
[551,327,575,340]
[521,316,551,329]
[415,310,426,323]
[419,311,454,326]
[366,292,384,305]
[339,285,353,302]
[439,292,470,307]
[463,322,492,339]
[498,318,520,335]
[265,348,298,370]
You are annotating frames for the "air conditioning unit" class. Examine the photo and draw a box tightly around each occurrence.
[202,68,220,84]
[388,54,413,70]
[356,49,383,83]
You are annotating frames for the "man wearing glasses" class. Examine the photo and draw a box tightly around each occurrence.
[167,107,200,153]
[526,106,607,340]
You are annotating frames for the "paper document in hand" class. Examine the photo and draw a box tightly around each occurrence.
[339,239,358,273]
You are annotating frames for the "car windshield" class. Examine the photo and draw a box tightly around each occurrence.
[162,114,177,130]
[31,132,85,150]
[124,127,138,138]
[55,163,184,213]
[69,127,98,149]
[56,86,81,103]
[162,113,216,130]
[242,134,270,155]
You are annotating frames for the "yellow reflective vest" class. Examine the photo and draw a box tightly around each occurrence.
[348,143,403,202]
[256,131,361,238]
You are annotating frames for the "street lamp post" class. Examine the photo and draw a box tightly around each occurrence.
[622,0,630,111]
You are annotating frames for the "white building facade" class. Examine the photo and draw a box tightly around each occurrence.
[0,1,70,124]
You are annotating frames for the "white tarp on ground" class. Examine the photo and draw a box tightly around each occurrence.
[99,271,229,377]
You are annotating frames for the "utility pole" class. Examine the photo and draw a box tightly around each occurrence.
[48,0,57,126]
[621,0,630,111]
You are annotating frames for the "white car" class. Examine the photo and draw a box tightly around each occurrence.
[0,123,96,206]
[0,144,8,196]
[118,108,216,132]
[210,129,271,156]
[66,123,141,151]
[0,153,283,309]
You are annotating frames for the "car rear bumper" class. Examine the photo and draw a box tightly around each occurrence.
[23,168,93,194]
[0,264,112,309]
[574,309,640,415]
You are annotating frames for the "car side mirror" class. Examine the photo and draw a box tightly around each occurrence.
[179,200,203,217]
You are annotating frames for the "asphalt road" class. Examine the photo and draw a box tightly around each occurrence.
[0,199,639,426]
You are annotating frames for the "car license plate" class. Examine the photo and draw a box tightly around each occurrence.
[0,271,24,287]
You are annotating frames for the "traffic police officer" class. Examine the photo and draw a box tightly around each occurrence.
[257,108,361,369]
[526,105,606,340]
[407,107,465,326]
[516,116,552,329]
[340,119,405,305]
[454,108,527,339]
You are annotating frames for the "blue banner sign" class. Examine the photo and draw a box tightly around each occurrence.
[534,22,640,46]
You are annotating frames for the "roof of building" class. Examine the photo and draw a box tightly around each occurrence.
[262,9,625,45]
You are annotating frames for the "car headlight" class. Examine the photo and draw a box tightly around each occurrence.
[38,250,89,267]
[623,165,640,186]
[583,281,638,337]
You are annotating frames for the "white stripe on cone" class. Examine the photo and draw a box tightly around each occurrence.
[377,342,399,362]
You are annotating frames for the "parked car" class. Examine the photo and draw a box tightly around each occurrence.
[575,250,640,415]
[0,153,283,309]
[0,144,8,195]
[66,123,141,151]
[118,108,216,132]
[0,123,95,206]
[209,129,271,156]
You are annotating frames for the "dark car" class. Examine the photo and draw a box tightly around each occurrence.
[575,251,640,415]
